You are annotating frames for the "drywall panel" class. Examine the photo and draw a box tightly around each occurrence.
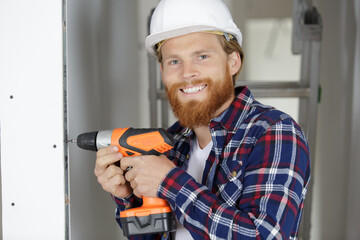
[0,0,65,239]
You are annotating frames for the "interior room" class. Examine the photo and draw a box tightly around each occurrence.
[0,0,359,239]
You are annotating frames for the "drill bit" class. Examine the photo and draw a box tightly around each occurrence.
[68,139,77,144]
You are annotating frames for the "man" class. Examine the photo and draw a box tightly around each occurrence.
[94,0,311,239]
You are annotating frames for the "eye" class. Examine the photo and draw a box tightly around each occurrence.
[169,59,180,65]
[198,55,208,60]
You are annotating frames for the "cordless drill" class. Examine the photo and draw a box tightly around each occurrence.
[73,127,177,236]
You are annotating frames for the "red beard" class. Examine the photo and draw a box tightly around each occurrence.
[166,67,234,129]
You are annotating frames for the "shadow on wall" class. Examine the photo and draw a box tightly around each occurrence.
[312,0,358,239]
[67,0,139,240]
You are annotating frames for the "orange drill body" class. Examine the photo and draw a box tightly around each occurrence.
[111,128,173,157]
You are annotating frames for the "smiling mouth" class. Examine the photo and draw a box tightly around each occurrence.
[180,84,207,94]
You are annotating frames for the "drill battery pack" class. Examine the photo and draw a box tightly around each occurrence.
[120,212,176,236]
[119,197,176,236]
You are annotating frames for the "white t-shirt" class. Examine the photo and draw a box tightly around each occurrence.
[174,137,213,240]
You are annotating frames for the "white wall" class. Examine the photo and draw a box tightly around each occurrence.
[0,1,65,239]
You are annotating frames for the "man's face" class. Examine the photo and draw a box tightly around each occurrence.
[160,32,241,128]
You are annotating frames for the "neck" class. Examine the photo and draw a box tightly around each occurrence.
[193,92,236,149]
[193,126,212,149]
[214,93,235,118]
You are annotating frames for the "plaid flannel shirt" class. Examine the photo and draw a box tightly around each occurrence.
[113,86,311,240]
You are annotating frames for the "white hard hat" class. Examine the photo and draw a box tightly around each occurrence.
[145,0,242,55]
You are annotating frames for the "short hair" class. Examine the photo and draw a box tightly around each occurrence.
[155,34,244,85]
[217,35,244,85]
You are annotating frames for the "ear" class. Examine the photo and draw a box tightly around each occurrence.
[227,51,241,76]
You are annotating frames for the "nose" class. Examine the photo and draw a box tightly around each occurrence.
[182,61,198,80]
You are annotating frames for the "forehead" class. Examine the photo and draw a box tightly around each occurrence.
[160,32,223,56]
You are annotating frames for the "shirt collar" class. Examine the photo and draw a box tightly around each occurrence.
[211,86,254,132]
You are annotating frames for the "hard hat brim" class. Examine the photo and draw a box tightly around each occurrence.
[145,25,242,55]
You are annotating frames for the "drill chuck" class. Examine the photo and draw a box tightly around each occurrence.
[76,130,113,151]
[76,131,98,151]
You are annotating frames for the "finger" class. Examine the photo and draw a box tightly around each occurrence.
[95,157,123,178]
[106,165,124,178]
[101,174,126,194]
[109,173,127,186]
[95,152,123,172]
[131,181,140,197]
[129,179,137,189]
[133,187,142,198]
[120,156,138,171]
[98,165,124,183]
[96,145,119,158]
[101,173,122,188]
[97,166,124,186]
[125,168,136,182]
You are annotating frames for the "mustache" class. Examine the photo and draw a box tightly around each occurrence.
[166,78,212,92]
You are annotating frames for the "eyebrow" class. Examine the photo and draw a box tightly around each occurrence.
[192,49,214,56]
[163,54,179,61]
[163,49,215,61]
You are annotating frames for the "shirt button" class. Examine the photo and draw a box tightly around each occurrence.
[239,161,243,166]
[231,171,237,177]
[125,204,131,210]
[163,233,168,238]
[186,154,190,159]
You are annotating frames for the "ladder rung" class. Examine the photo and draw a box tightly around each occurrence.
[237,81,310,98]
[249,88,310,98]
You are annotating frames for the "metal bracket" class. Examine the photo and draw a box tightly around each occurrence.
[293,0,323,54]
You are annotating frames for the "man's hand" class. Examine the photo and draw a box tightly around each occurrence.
[120,155,176,198]
[94,146,132,198]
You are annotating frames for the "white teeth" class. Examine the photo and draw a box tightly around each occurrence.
[182,85,206,94]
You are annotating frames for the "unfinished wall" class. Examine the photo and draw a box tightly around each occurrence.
[68,0,359,239]
[311,0,358,239]
[0,0,358,239]
[67,1,139,239]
